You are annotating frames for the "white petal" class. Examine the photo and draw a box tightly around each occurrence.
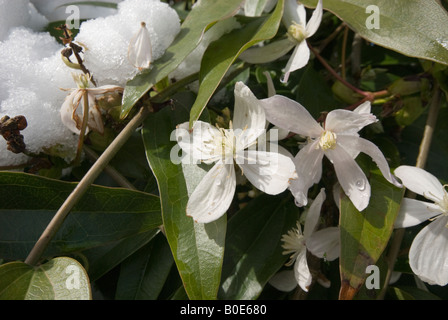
[263,71,276,98]
[60,89,83,135]
[338,135,402,188]
[260,94,322,137]
[325,108,377,135]
[394,198,441,228]
[236,150,296,195]
[353,101,372,114]
[283,0,306,28]
[409,216,448,286]
[87,99,104,134]
[239,39,296,64]
[294,249,312,292]
[233,82,266,147]
[265,126,289,142]
[269,270,297,292]
[186,163,236,223]
[305,0,323,37]
[394,165,445,202]
[128,22,152,69]
[289,140,324,207]
[307,227,340,261]
[326,146,371,211]
[303,188,326,239]
[175,121,223,164]
[282,40,310,83]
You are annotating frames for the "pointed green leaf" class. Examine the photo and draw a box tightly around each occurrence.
[82,229,159,282]
[142,104,226,300]
[115,233,174,300]
[0,257,91,300]
[189,0,285,127]
[301,0,448,66]
[0,172,162,260]
[120,0,245,119]
[219,193,298,300]
[339,170,404,300]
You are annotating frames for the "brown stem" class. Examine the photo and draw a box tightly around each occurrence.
[24,106,151,266]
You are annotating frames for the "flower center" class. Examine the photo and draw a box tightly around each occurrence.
[318,130,337,150]
[287,22,307,44]
[281,222,305,266]
[436,185,448,215]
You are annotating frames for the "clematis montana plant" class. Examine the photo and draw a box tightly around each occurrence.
[60,73,123,135]
[259,96,402,211]
[175,81,296,223]
[394,165,448,286]
[271,188,340,292]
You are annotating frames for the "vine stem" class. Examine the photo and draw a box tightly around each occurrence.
[377,84,442,299]
[73,91,90,166]
[24,106,150,266]
[309,43,388,102]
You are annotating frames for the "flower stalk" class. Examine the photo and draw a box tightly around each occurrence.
[24,106,151,266]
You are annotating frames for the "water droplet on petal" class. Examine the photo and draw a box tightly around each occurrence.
[356,179,366,191]
[215,179,222,186]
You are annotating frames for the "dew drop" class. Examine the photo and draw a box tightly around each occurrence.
[215,179,222,186]
[356,179,366,191]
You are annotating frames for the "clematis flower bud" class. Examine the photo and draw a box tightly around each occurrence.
[128,22,153,70]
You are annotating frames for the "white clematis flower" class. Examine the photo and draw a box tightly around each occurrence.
[128,22,153,70]
[270,188,340,292]
[260,95,402,211]
[239,0,323,83]
[60,73,123,135]
[175,81,296,223]
[281,0,322,82]
[394,165,448,286]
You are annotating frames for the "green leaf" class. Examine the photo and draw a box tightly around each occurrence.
[218,193,298,300]
[301,0,448,66]
[115,233,174,300]
[339,170,404,300]
[189,0,285,127]
[0,257,91,300]
[82,229,159,282]
[0,172,162,261]
[120,0,245,119]
[142,104,226,300]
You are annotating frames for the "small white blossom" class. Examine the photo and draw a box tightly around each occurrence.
[60,73,123,135]
[175,82,296,223]
[281,0,323,82]
[270,188,340,292]
[394,165,448,286]
[259,96,402,211]
[239,0,323,82]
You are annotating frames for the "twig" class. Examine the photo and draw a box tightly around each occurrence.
[341,26,349,80]
[24,106,150,266]
[83,145,137,190]
[309,43,369,99]
[377,84,442,299]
